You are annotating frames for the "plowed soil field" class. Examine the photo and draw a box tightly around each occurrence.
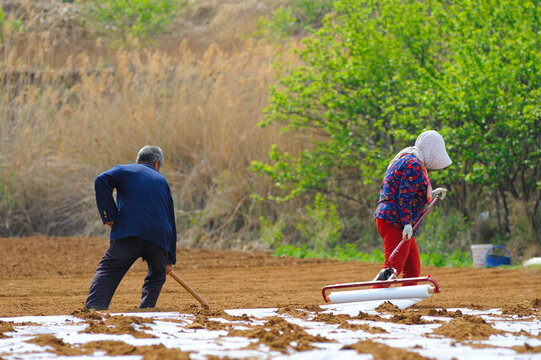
[1,236,539,316]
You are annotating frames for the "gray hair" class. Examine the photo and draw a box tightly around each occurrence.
[136,145,163,168]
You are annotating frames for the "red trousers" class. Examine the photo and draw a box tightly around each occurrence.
[376,218,420,279]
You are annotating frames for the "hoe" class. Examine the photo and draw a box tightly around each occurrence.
[322,195,442,304]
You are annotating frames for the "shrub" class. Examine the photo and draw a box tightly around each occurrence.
[259,216,285,248]
[417,209,471,255]
[254,0,333,41]
[82,0,185,45]
[296,193,341,251]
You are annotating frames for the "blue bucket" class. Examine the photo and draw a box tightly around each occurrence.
[485,245,511,268]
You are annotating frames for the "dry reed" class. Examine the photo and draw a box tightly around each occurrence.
[0,1,307,248]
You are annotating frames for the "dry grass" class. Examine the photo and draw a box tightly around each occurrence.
[0,0,308,248]
[0,0,283,67]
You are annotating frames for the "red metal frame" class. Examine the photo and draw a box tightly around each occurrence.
[322,195,443,303]
[322,275,440,303]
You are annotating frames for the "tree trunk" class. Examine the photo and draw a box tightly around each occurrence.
[499,189,511,236]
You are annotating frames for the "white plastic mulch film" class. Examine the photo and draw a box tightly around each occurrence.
[0,301,539,360]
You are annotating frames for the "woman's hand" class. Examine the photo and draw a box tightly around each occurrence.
[432,188,448,200]
[402,224,413,240]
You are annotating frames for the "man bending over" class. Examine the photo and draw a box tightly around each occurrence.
[85,145,177,310]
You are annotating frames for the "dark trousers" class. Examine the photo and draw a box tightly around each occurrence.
[85,237,168,310]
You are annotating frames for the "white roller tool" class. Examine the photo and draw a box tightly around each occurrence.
[329,284,434,304]
[322,195,442,304]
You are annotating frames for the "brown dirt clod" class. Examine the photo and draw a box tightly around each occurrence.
[501,304,539,317]
[27,334,85,356]
[428,315,504,342]
[71,307,104,320]
[0,321,15,338]
[513,343,541,353]
[338,322,388,333]
[81,315,156,338]
[78,341,191,360]
[343,339,431,360]
[276,306,313,320]
[418,308,463,318]
[375,301,402,313]
[228,316,333,353]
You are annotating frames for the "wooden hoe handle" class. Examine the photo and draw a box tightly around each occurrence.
[168,271,209,308]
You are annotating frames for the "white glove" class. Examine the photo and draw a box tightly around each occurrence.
[432,187,448,200]
[402,224,413,240]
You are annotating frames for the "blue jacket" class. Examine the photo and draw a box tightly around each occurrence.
[95,163,177,264]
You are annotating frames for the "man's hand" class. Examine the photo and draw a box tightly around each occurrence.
[432,188,448,200]
[402,224,413,240]
[105,221,114,229]
[166,264,172,275]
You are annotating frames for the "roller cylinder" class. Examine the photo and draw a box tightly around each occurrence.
[328,284,432,304]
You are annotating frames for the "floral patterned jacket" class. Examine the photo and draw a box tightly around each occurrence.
[374,154,429,233]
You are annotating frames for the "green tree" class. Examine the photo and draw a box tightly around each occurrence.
[253,0,541,244]
[252,0,444,204]
[426,0,541,240]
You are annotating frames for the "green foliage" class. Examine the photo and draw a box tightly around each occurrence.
[424,0,541,232]
[254,0,444,203]
[254,0,541,243]
[275,244,319,258]
[0,169,14,212]
[269,198,472,266]
[296,193,341,251]
[266,193,343,257]
[274,243,384,262]
[81,0,184,45]
[417,209,471,254]
[7,18,25,34]
[0,179,13,211]
[254,0,333,41]
[0,7,5,41]
[292,0,333,26]
[275,243,471,268]
[420,250,473,267]
[254,7,298,41]
[259,216,285,248]
[333,245,384,263]
[447,250,473,268]
[190,209,209,227]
